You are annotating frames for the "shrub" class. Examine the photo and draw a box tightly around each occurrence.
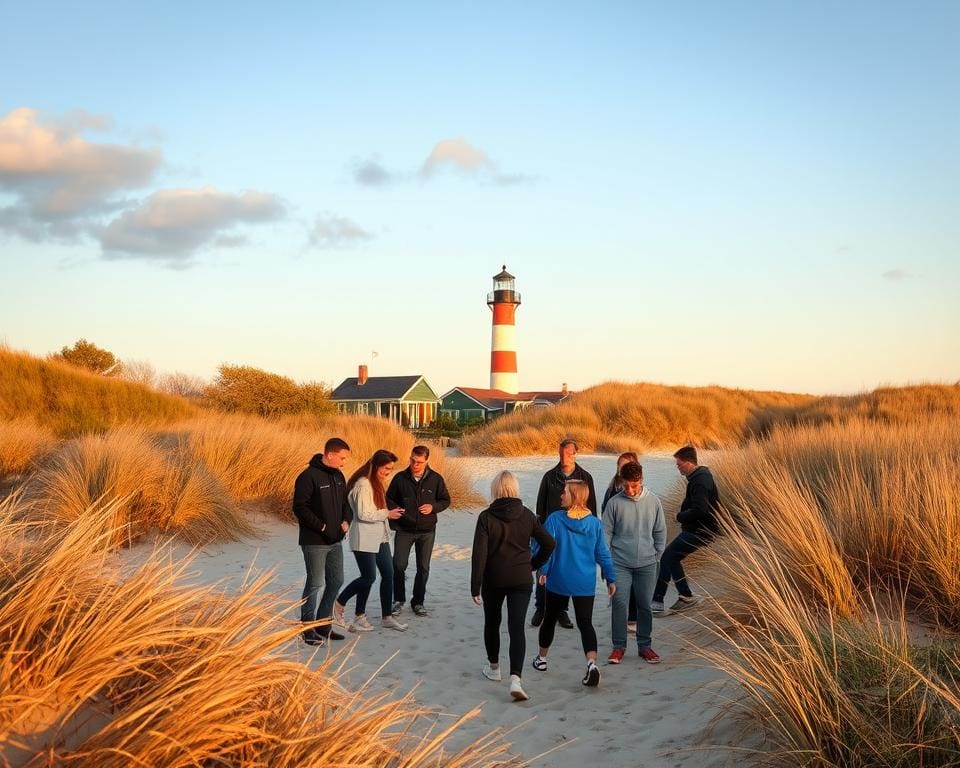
[54,338,121,375]
[204,364,335,417]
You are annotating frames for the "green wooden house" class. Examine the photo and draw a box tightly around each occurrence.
[331,366,441,428]
[440,386,569,425]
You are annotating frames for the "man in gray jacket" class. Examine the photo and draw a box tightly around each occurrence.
[602,461,666,665]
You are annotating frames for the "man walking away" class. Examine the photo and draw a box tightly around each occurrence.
[531,438,597,629]
[652,445,721,616]
[293,437,353,645]
[388,445,451,617]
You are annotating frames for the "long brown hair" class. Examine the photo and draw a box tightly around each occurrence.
[347,449,398,508]
[564,479,590,513]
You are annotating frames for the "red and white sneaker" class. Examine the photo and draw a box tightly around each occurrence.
[639,647,662,664]
[607,648,625,665]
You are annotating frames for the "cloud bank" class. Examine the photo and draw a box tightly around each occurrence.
[308,213,373,249]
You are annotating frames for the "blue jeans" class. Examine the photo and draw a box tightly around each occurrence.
[653,531,706,602]
[611,562,658,650]
[300,543,344,624]
[393,529,435,606]
[338,543,394,618]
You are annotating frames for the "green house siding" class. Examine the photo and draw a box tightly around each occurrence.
[404,378,440,402]
[440,390,502,424]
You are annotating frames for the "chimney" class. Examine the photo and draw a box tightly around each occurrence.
[562,383,568,395]
[358,364,368,385]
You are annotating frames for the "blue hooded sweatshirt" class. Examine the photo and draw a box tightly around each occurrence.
[539,511,616,597]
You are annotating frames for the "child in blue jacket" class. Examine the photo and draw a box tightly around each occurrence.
[533,479,616,687]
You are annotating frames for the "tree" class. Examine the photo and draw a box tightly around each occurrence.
[56,339,121,375]
[204,364,333,417]
[157,371,207,399]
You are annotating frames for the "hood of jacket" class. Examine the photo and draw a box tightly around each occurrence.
[620,487,649,502]
[308,454,339,473]
[555,512,596,536]
[486,497,528,522]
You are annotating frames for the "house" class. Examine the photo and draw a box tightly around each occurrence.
[440,385,569,425]
[331,365,441,428]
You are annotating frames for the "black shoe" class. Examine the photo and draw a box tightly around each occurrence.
[317,626,345,641]
[302,630,325,647]
[558,610,574,629]
[530,608,544,627]
[411,604,430,617]
[582,661,601,687]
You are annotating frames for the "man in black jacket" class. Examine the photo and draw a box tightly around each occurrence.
[293,437,353,645]
[387,445,451,616]
[530,438,598,628]
[652,445,721,615]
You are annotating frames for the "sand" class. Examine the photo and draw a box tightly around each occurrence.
[123,454,744,768]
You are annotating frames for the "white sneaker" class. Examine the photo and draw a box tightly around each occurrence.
[348,615,374,633]
[509,675,528,701]
[381,615,408,631]
[483,663,502,681]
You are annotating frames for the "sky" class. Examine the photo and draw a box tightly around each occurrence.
[1,1,958,396]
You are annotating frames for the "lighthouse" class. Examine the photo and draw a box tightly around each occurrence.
[487,265,521,394]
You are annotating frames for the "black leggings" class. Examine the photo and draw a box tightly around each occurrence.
[482,584,532,677]
[538,589,597,655]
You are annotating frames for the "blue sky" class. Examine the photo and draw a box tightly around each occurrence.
[1,1,957,395]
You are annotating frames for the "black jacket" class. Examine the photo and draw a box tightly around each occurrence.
[292,455,352,545]
[677,465,721,538]
[535,463,598,524]
[471,497,556,595]
[386,465,451,533]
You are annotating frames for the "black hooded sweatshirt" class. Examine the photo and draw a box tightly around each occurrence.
[471,497,556,596]
[292,454,352,545]
[676,465,721,539]
[386,465,451,533]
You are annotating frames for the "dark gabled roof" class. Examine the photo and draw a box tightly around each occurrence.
[332,375,424,401]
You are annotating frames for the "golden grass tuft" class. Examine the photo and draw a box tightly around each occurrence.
[0,419,56,479]
[458,381,813,455]
[0,495,517,767]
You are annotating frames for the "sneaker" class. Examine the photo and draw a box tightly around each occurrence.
[411,604,429,617]
[530,608,544,627]
[627,621,637,634]
[391,601,404,616]
[302,630,325,647]
[348,615,374,633]
[509,676,529,701]
[381,615,408,632]
[639,647,662,664]
[317,626,345,641]
[532,654,548,672]
[558,610,574,629]
[582,661,601,687]
[607,648,625,665]
[333,601,346,625]
[669,595,700,612]
[483,663,502,682]
[651,601,670,617]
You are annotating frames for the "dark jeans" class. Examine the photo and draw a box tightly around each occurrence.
[539,590,597,655]
[338,542,394,618]
[482,583,532,678]
[653,531,707,602]
[393,529,435,606]
[300,543,344,624]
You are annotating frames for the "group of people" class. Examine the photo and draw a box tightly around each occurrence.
[293,439,450,646]
[293,435,721,704]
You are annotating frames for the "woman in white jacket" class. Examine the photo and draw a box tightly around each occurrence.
[334,450,408,632]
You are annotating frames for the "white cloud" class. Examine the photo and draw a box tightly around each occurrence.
[0,107,160,233]
[98,186,285,264]
[421,138,494,178]
[308,213,373,249]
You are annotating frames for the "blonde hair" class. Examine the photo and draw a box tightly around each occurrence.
[490,470,520,500]
[564,479,590,511]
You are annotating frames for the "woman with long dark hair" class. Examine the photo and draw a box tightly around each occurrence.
[334,449,408,632]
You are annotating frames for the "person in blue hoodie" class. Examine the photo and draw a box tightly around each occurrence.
[532,479,616,687]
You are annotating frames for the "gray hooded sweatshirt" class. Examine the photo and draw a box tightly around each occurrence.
[602,487,666,568]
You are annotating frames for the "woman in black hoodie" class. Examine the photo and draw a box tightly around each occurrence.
[471,471,555,702]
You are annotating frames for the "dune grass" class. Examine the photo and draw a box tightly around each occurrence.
[457,381,813,455]
[0,419,56,479]
[0,495,517,767]
[693,415,960,766]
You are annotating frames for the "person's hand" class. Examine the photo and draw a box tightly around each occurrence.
[387,508,404,520]
[472,595,482,605]
[538,574,547,586]
[340,521,349,533]
[607,582,617,597]
[418,503,433,515]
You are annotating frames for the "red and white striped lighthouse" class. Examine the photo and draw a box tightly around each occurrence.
[487,265,521,394]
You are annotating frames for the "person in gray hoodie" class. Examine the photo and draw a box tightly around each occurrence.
[602,461,666,665]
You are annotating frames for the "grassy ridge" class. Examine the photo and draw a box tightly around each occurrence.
[0,496,514,766]
[696,416,960,766]
[0,346,196,436]
[458,381,813,455]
